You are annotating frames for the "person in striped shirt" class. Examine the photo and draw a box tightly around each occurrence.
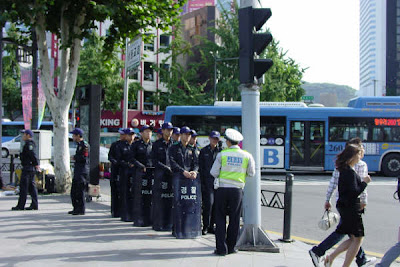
[309,137,376,267]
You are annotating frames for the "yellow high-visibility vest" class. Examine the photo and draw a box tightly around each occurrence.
[218,148,249,188]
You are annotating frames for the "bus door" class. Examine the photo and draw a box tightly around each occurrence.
[290,121,325,169]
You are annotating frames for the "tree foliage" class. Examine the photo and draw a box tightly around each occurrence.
[76,32,124,111]
[153,25,211,109]
[1,23,22,120]
[153,3,305,106]
[0,0,185,193]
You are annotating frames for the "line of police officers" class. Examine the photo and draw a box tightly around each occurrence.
[10,124,254,255]
[107,122,223,238]
[107,122,255,255]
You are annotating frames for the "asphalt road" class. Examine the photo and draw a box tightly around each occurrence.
[260,173,400,257]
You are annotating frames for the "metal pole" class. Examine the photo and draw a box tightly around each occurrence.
[280,173,294,242]
[31,28,38,130]
[10,155,14,184]
[122,38,129,128]
[236,0,279,253]
[214,58,217,102]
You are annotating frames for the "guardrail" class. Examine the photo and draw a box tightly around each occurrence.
[1,155,22,183]
[261,173,294,242]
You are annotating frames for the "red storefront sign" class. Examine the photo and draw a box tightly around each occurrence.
[101,110,165,129]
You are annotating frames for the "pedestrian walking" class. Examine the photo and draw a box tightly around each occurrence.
[117,128,135,222]
[323,144,371,267]
[130,125,153,227]
[108,130,125,217]
[375,184,400,267]
[151,122,174,231]
[309,138,376,267]
[169,126,201,239]
[69,128,89,215]
[12,129,40,211]
[376,241,400,266]
[199,131,222,235]
[210,128,255,256]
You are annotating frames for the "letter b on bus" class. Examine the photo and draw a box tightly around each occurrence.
[263,149,279,165]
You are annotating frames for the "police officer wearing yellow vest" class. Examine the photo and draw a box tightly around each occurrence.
[210,128,255,256]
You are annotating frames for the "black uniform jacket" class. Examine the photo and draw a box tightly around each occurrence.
[199,144,221,190]
[152,138,172,173]
[130,139,153,169]
[20,139,39,171]
[73,140,89,175]
[168,142,199,174]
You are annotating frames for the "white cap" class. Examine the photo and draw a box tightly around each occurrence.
[224,128,243,142]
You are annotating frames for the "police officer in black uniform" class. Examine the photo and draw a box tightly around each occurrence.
[12,129,40,211]
[130,125,153,226]
[69,128,90,215]
[117,128,135,222]
[151,122,174,231]
[171,127,180,145]
[169,126,201,238]
[199,131,222,235]
[108,129,126,217]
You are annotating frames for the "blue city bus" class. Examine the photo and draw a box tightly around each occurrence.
[165,96,400,177]
[1,121,54,142]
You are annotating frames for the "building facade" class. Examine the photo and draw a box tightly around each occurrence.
[359,0,400,96]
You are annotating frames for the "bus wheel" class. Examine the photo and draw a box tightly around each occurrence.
[382,154,400,177]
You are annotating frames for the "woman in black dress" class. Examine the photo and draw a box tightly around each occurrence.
[324,144,371,267]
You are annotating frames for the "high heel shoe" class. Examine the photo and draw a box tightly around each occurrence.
[324,255,332,267]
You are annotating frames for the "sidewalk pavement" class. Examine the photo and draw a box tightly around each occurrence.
[0,191,389,267]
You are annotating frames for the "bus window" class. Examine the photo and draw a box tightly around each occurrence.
[382,127,400,142]
[260,116,285,138]
[372,127,383,141]
[329,117,370,141]
[171,115,241,136]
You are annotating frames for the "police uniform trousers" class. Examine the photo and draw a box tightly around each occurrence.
[152,169,174,231]
[202,186,216,231]
[71,173,87,213]
[119,167,134,222]
[215,187,243,254]
[110,165,120,218]
[17,169,38,209]
[132,167,153,227]
[172,173,202,239]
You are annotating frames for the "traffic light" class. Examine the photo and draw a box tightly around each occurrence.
[239,6,273,84]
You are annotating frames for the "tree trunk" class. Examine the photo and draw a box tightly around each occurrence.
[35,7,84,193]
[52,109,73,192]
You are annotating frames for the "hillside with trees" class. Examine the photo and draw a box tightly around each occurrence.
[302,82,357,107]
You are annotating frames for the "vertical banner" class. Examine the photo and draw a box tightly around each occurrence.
[37,70,46,127]
[21,66,32,130]
[20,66,46,129]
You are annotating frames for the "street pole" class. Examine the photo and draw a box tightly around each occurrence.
[31,28,38,130]
[214,58,217,102]
[122,38,130,128]
[236,0,279,253]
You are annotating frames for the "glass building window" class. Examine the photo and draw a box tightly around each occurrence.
[160,35,170,48]
[144,34,154,51]
[144,91,154,110]
[144,62,154,81]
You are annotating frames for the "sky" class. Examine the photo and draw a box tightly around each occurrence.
[261,0,360,90]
